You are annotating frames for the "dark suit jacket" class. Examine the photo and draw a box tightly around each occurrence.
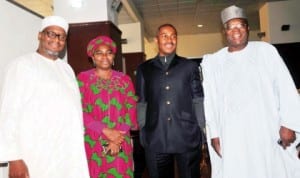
[136,54,205,153]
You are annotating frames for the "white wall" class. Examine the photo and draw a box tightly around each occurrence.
[0,165,8,178]
[0,1,41,91]
[54,0,117,24]
[260,0,300,44]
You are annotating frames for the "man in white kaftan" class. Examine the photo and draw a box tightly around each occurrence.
[202,5,300,178]
[0,16,90,178]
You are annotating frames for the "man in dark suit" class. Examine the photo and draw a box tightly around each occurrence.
[136,24,206,178]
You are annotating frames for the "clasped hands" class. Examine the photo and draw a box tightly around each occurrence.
[102,128,126,156]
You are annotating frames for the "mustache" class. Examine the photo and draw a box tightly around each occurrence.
[164,42,175,45]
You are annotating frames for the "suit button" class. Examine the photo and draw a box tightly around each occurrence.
[167,117,171,121]
[166,101,171,105]
[165,86,170,90]
[166,71,169,75]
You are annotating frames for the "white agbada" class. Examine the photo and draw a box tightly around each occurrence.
[0,52,90,178]
[202,41,300,178]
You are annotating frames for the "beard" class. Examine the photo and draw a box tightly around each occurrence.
[45,49,59,58]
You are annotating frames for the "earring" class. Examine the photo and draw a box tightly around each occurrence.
[92,59,96,67]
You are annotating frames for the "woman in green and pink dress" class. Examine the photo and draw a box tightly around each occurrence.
[77,36,138,178]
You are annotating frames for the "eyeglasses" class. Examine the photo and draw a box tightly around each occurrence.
[224,23,247,31]
[43,30,67,41]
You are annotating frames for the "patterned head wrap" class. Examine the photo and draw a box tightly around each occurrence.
[86,36,117,57]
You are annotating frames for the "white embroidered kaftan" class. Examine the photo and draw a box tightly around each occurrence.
[0,52,90,178]
[202,41,300,178]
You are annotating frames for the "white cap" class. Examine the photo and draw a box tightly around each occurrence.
[221,5,247,24]
[40,16,69,33]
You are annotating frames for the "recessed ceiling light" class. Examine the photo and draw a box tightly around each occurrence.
[197,24,203,28]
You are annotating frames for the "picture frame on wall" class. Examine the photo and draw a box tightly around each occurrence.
[6,0,49,18]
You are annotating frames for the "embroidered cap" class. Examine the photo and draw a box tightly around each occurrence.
[221,5,247,24]
[40,16,69,33]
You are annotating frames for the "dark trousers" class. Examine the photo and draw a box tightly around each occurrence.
[131,130,146,178]
[145,147,201,178]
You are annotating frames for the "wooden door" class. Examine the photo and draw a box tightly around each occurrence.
[122,52,145,86]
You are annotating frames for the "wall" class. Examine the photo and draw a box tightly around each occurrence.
[0,1,41,92]
[259,0,300,44]
[54,0,117,24]
[119,22,144,53]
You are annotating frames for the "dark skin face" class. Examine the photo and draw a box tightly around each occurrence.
[223,18,249,52]
[91,44,115,71]
[37,26,67,60]
[155,25,177,56]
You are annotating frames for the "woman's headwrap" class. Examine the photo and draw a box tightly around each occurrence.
[86,35,117,57]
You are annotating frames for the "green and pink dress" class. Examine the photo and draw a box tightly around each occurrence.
[77,69,138,178]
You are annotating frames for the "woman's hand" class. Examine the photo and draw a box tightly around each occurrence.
[105,142,122,156]
[102,128,125,145]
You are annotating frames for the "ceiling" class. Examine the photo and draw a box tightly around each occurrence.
[119,0,286,40]
[9,0,287,40]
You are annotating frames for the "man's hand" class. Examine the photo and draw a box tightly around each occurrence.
[9,159,29,178]
[211,137,222,158]
[279,126,296,149]
[102,128,125,145]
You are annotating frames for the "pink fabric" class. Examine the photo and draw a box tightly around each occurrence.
[87,36,117,57]
[77,69,138,178]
